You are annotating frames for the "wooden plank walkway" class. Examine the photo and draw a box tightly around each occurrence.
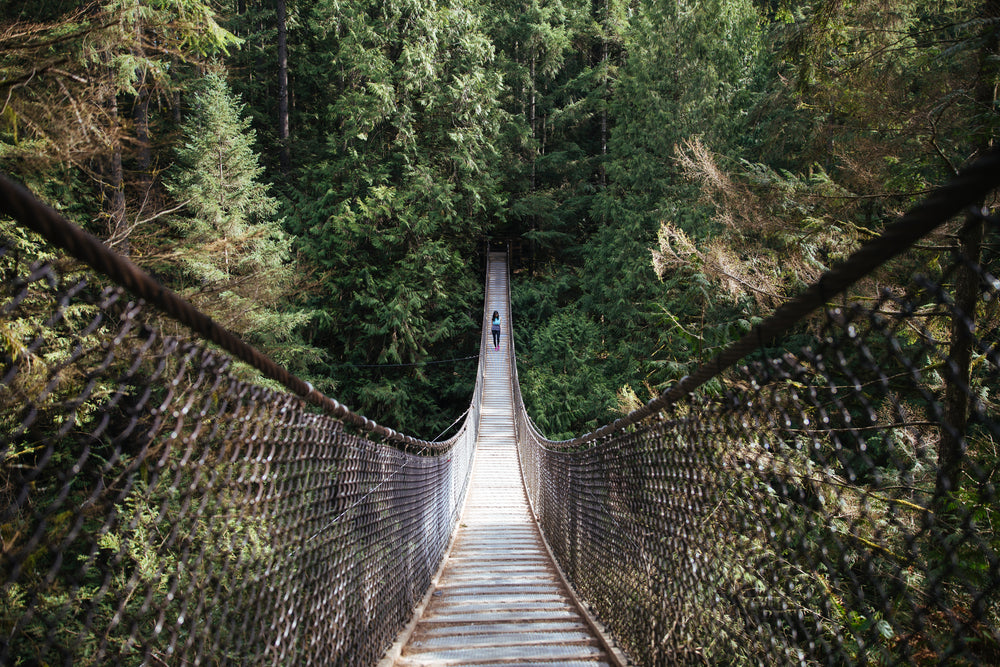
[384,254,614,666]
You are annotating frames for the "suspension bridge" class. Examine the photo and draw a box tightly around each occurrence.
[1,152,999,666]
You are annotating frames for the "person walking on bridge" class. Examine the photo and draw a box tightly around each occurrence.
[491,310,501,351]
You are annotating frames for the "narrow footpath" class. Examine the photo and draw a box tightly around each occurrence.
[387,253,613,666]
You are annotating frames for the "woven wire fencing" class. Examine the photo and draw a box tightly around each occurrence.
[513,162,1000,665]
[0,196,484,664]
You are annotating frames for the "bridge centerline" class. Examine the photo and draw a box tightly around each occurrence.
[384,252,613,666]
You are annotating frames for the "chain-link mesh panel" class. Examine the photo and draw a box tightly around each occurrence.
[514,210,1000,662]
[0,239,482,664]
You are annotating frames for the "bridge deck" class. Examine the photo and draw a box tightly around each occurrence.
[387,254,611,666]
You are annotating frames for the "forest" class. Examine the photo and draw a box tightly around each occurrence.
[0,0,996,441]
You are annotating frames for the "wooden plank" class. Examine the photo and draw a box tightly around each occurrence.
[389,254,614,666]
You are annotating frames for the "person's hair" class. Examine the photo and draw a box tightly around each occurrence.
[493,310,499,319]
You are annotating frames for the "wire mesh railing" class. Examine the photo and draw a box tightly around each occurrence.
[0,176,486,665]
[511,152,1000,665]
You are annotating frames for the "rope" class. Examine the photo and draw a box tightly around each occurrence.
[578,148,1000,445]
[0,172,443,450]
[430,407,471,442]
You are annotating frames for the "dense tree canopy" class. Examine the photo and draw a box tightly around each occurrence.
[1,0,996,441]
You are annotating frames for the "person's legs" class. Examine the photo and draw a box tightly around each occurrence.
[492,329,500,348]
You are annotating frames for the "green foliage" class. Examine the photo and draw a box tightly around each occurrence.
[758,0,995,174]
[163,71,323,374]
[503,0,774,435]
[169,72,277,241]
[517,305,618,439]
[3,0,1000,662]
[0,0,236,167]
[0,285,283,663]
[284,0,507,435]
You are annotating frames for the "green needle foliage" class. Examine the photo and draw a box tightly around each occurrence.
[2,0,996,446]
[282,0,507,435]
[164,71,323,375]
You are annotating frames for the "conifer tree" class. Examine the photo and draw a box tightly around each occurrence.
[285,0,507,434]
[166,71,318,370]
[0,0,238,242]
[171,72,277,243]
[576,0,764,396]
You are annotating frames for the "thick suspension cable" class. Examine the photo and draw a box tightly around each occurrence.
[0,172,438,449]
[571,147,1000,446]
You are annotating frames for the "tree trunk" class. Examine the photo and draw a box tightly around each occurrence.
[276,0,291,171]
[936,213,984,498]
[134,85,151,179]
[107,145,127,251]
[101,63,128,254]
[173,55,182,124]
[529,54,537,276]
[935,0,998,499]
[600,29,607,188]
[133,16,151,184]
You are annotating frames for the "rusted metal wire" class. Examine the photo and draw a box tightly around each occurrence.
[512,154,1000,664]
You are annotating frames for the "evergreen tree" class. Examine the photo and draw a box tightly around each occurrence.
[0,0,238,244]
[517,304,619,439]
[512,0,767,432]
[224,0,298,176]
[165,72,320,372]
[482,0,572,263]
[286,0,507,435]
[579,0,764,399]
